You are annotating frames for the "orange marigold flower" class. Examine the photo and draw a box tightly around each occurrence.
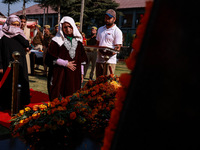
[32,105,39,111]
[51,108,57,114]
[32,113,41,120]
[91,91,96,96]
[106,107,110,111]
[24,118,29,124]
[47,110,51,115]
[91,108,98,117]
[39,104,47,111]
[50,102,56,108]
[57,106,64,111]
[57,120,65,125]
[70,112,76,120]
[53,98,60,105]
[109,74,115,78]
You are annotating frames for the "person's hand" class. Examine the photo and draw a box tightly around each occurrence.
[0,69,3,74]
[67,61,76,71]
[81,74,84,83]
[26,47,30,52]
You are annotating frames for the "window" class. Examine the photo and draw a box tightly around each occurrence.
[121,14,133,28]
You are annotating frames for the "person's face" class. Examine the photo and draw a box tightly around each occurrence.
[91,28,97,35]
[55,26,59,33]
[20,19,26,30]
[11,21,20,28]
[62,22,73,36]
[44,27,50,34]
[76,25,80,31]
[35,26,39,31]
[104,15,116,26]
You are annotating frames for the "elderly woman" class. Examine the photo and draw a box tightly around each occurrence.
[45,16,87,101]
[0,15,30,110]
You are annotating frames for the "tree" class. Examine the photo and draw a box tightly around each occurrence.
[3,0,32,16]
[2,0,20,16]
[34,0,75,24]
[60,0,119,33]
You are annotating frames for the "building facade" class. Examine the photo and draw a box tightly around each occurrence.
[116,0,146,46]
[12,4,58,30]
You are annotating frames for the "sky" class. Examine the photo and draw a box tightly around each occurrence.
[0,1,38,16]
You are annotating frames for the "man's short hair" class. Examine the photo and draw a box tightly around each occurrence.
[19,15,27,21]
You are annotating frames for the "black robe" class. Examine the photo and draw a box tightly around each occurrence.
[0,35,30,110]
[45,39,87,101]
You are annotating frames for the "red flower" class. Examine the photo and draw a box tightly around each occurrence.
[70,112,76,120]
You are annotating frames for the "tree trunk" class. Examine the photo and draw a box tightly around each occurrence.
[57,4,61,24]
[79,0,85,32]
[46,6,48,25]
[23,0,26,16]
[8,3,10,16]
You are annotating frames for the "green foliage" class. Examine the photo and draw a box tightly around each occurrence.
[2,0,20,4]
[60,0,119,31]
[34,0,119,32]
[34,0,75,7]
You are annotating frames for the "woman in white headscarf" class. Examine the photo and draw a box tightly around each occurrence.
[45,16,87,101]
[0,15,30,110]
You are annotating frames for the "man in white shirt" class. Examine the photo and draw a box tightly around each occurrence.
[96,9,123,77]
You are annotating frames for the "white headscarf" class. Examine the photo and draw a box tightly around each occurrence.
[52,16,83,47]
[0,15,27,39]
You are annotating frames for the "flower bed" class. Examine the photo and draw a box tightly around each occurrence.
[10,74,121,149]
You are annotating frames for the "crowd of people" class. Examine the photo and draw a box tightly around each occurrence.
[0,9,123,109]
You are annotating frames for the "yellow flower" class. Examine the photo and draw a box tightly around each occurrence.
[19,119,24,124]
[19,110,24,115]
[39,104,47,111]
[25,107,31,112]
[47,102,51,107]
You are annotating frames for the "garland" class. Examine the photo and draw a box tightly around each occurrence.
[101,1,153,150]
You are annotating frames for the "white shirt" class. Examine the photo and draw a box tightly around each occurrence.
[96,24,123,64]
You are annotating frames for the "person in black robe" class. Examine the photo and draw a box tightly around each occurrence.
[45,16,87,101]
[0,15,30,110]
